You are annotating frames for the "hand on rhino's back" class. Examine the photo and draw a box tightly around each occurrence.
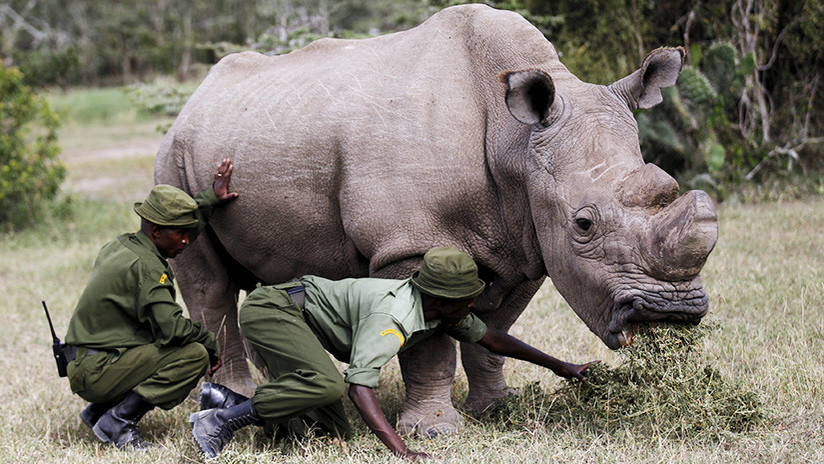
[155,3,717,352]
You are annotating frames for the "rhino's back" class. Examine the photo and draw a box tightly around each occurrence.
[195,3,557,94]
[155,4,559,281]
[171,3,558,151]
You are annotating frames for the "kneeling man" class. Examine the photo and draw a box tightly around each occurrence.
[65,159,238,450]
[191,247,597,459]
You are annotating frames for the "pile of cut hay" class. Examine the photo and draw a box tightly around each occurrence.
[489,322,767,441]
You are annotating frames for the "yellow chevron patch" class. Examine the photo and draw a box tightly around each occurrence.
[380,329,405,347]
[159,273,167,284]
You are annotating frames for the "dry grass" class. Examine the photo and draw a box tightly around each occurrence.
[2,88,822,462]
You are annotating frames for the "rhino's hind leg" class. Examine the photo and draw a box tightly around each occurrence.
[171,229,257,398]
[461,279,543,414]
[396,334,462,437]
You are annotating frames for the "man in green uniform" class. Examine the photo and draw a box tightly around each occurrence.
[65,158,239,451]
[191,247,598,459]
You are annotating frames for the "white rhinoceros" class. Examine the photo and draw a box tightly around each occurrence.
[154,4,718,436]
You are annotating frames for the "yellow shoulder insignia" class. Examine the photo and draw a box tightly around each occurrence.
[380,329,405,347]
[159,273,167,284]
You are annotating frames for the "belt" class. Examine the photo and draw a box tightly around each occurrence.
[65,345,107,362]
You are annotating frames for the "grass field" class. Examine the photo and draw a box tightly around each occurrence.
[1,88,822,463]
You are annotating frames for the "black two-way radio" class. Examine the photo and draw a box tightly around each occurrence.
[42,300,69,377]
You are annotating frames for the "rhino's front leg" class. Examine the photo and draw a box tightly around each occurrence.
[461,279,544,413]
[171,231,257,398]
[395,333,461,437]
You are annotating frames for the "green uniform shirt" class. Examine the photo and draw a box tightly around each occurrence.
[65,189,220,356]
[300,276,488,388]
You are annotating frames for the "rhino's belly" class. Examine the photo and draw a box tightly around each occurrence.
[206,192,372,284]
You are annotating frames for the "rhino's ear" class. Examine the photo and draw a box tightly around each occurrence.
[609,47,685,110]
[499,69,555,125]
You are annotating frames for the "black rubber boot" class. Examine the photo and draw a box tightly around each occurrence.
[198,382,249,411]
[190,399,262,458]
[79,401,117,430]
[92,391,155,451]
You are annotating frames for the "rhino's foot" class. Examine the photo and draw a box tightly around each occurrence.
[209,373,257,399]
[395,400,464,437]
[463,387,519,415]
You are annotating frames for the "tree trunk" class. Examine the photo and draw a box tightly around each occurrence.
[733,0,774,144]
[178,6,193,82]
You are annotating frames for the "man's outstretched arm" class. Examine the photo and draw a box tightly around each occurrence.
[477,328,598,380]
[348,384,430,460]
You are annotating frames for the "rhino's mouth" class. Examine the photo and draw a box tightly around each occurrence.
[604,290,709,349]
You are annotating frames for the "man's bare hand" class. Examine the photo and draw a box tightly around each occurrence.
[213,158,239,203]
[209,355,222,376]
[400,450,431,460]
[554,360,600,380]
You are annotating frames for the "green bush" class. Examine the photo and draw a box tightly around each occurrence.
[0,65,65,229]
[13,48,82,88]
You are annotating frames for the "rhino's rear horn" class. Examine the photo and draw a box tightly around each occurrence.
[617,163,679,210]
[499,69,555,125]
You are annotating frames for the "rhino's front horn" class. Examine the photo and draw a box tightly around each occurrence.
[644,190,718,281]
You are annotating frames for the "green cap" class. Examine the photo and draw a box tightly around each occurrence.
[133,184,199,227]
[410,247,485,299]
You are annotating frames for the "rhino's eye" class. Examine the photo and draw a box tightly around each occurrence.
[576,218,593,231]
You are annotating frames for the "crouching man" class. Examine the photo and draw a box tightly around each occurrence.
[191,247,598,459]
[64,159,239,450]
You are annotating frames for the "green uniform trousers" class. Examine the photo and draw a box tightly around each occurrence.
[67,342,210,410]
[239,285,350,438]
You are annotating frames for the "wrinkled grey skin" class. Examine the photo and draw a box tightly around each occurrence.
[154,4,718,437]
